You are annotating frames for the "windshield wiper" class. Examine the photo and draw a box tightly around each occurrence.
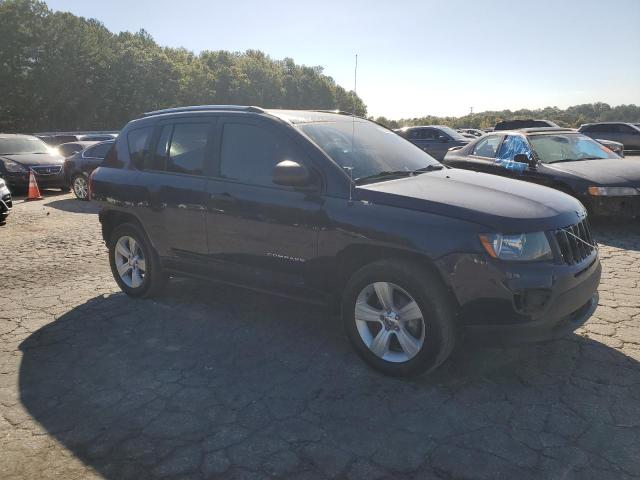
[354,170,413,184]
[550,157,602,164]
[411,164,445,173]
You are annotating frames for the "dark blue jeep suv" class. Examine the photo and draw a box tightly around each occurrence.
[91,106,601,376]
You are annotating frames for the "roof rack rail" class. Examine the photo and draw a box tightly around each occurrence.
[311,109,356,116]
[143,105,264,117]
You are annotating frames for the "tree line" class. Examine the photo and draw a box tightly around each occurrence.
[2,1,638,135]
[373,102,640,130]
[0,0,367,133]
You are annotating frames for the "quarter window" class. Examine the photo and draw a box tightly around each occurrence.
[472,135,503,157]
[220,123,302,187]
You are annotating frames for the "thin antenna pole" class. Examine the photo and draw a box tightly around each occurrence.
[349,54,358,204]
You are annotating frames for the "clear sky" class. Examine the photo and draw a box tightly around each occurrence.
[46,0,640,118]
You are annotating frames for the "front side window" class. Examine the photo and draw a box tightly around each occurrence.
[436,126,466,141]
[497,135,531,161]
[422,129,439,140]
[127,127,153,168]
[472,135,503,158]
[529,134,619,163]
[220,123,299,187]
[298,119,439,181]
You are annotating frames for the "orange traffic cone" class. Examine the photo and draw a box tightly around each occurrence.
[26,169,43,201]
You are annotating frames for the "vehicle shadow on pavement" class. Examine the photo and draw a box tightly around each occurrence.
[45,198,100,214]
[592,219,640,252]
[18,280,640,479]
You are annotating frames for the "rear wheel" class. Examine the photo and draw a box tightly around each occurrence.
[72,174,89,200]
[342,259,457,376]
[108,223,166,297]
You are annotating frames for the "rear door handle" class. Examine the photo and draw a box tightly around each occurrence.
[211,192,236,203]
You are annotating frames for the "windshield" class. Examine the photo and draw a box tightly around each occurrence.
[529,134,619,163]
[438,126,467,141]
[0,137,51,155]
[298,120,440,181]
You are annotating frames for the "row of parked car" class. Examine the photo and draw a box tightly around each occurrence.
[400,120,638,162]
[0,132,117,223]
[396,120,640,218]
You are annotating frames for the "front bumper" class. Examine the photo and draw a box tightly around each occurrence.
[437,250,601,345]
[586,195,640,218]
[3,170,67,189]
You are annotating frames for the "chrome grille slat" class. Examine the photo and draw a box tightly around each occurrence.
[554,218,595,265]
[32,165,63,175]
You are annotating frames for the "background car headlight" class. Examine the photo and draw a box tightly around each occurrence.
[588,186,639,196]
[1,159,28,173]
[479,232,553,261]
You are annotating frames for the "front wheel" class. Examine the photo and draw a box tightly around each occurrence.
[108,223,166,298]
[342,259,457,377]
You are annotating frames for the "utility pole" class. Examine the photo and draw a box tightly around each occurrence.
[470,107,473,115]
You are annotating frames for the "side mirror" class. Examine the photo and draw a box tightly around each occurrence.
[513,153,536,168]
[273,160,312,187]
[438,135,449,143]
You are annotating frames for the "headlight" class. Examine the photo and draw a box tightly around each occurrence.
[479,232,553,261]
[588,186,639,196]
[1,159,28,173]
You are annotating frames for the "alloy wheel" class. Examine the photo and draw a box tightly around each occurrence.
[73,176,88,199]
[354,282,426,363]
[114,236,146,288]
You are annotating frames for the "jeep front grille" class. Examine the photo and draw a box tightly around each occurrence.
[554,218,596,265]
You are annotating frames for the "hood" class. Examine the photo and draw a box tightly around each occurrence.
[0,153,64,166]
[356,168,585,232]
[546,159,640,186]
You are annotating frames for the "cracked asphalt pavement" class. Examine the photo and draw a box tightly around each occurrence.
[1,192,639,479]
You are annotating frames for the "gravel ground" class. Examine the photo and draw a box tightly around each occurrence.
[1,192,639,480]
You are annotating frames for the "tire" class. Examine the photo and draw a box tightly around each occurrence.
[342,259,457,377]
[71,174,89,200]
[108,222,167,298]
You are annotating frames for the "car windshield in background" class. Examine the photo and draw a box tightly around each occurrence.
[298,120,440,182]
[438,126,468,141]
[0,137,51,155]
[529,134,619,163]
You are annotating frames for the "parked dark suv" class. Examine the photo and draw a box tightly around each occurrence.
[578,122,640,154]
[394,125,470,161]
[92,106,601,376]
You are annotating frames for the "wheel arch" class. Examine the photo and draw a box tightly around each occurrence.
[99,209,147,246]
[333,244,458,307]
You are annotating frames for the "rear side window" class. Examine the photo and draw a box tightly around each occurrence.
[168,123,209,175]
[220,123,300,187]
[148,123,210,175]
[617,124,637,134]
[127,127,153,169]
[472,136,503,157]
[84,142,112,159]
[59,144,81,157]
